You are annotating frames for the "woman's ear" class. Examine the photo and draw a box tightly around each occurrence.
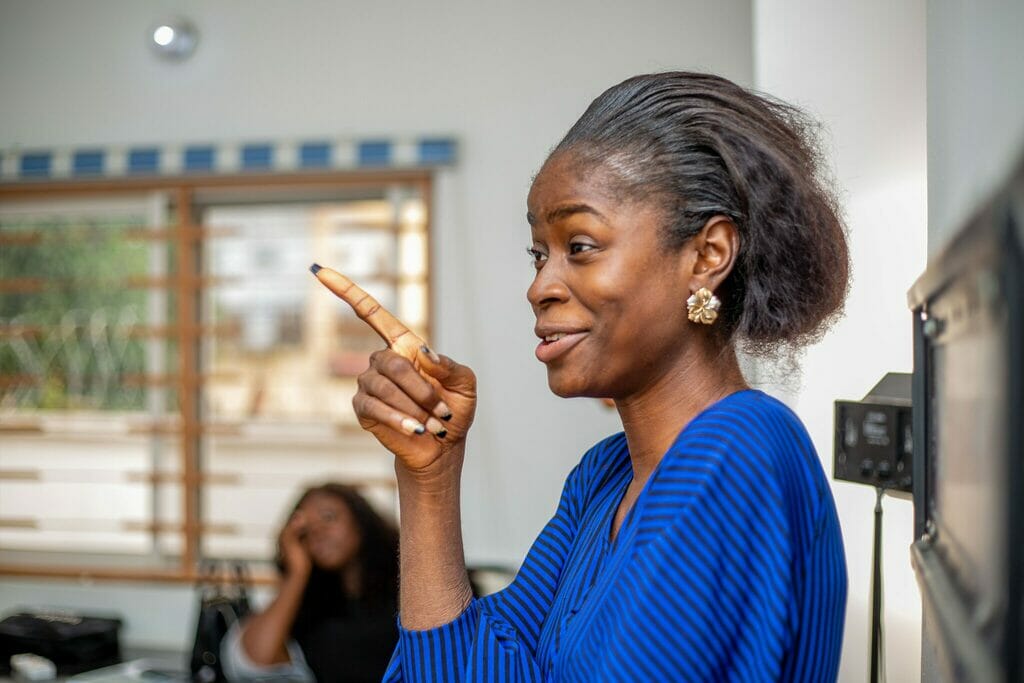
[684,215,739,292]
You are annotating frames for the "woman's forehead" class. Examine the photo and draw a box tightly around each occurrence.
[528,157,664,233]
[301,491,347,511]
[528,155,625,218]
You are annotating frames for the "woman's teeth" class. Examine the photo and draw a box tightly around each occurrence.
[544,333,568,342]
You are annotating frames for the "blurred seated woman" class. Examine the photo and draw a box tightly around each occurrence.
[222,483,399,682]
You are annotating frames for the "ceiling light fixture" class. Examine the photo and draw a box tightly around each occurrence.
[149,18,199,61]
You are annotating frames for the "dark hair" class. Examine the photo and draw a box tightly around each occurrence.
[552,72,849,354]
[277,482,399,609]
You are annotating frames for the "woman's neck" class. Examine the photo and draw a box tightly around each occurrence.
[615,343,748,485]
[341,563,362,598]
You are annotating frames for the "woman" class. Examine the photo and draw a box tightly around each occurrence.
[353,72,849,681]
[222,483,399,682]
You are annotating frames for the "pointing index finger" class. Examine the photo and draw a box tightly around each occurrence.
[309,263,429,362]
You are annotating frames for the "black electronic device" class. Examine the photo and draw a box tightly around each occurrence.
[834,372,915,682]
[0,610,122,676]
[834,372,913,495]
[907,156,1023,682]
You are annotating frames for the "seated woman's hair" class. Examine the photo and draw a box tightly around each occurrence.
[553,71,849,356]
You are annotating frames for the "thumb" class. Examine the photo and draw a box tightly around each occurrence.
[417,346,475,393]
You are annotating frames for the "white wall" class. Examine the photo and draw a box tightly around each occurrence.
[754,1,927,682]
[927,0,1024,254]
[0,0,753,647]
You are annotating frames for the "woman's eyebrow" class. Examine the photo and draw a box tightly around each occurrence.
[527,203,608,226]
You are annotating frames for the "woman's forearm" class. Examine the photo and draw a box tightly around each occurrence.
[240,570,309,665]
[396,446,475,631]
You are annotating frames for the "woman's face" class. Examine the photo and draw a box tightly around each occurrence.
[527,153,696,400]
[298,492,362,572]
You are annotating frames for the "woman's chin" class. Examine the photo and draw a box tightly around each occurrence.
[546,374,603,399]
[311,551,345,572]
[312,559,341,573]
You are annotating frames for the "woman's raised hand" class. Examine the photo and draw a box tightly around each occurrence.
[278,509,312,578]
[310,264,477,475]
[355,348,476,474]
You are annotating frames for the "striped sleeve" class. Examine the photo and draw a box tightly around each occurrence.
[783,499,847,681]
[382,456,588,682]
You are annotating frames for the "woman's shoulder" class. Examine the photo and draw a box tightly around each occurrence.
[684,389,814,456]
[584,430,630,471]
[572,390,815,485]
[562,431,630,500]
[671,389,830,511]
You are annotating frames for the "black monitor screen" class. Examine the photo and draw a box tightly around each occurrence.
[928,279,1009,621]
[909,158,1023,682]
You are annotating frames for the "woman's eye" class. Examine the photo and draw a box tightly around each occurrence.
[569,242,596,255]
[526,247,548,268]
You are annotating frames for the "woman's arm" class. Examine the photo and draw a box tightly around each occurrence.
[239,513,312,665]
[352,349,478,629]
[381,454,588,682]
[394,447,475,629]
[314,266,479,629]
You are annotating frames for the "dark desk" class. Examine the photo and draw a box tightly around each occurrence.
[3,649,186,683]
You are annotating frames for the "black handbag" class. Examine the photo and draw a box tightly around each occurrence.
[189,560,251,683]
[0,609,122,675]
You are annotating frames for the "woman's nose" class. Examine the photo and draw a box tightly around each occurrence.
[527,259,571,310]
[304,516,325,533]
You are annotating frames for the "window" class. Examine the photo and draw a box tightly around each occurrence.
[0,172,432,581]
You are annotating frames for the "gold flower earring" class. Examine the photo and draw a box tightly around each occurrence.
[686,287,721,324]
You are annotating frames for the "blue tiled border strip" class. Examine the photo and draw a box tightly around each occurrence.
[0,137,457,182]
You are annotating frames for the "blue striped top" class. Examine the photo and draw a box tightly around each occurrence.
[384,389,847,682]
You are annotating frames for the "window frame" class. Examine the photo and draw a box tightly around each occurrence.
[0,169,434,583]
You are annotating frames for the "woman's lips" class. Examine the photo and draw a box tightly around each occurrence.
[535,332,588,363]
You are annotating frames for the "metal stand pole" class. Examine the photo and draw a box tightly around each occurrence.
[870,486,884,683]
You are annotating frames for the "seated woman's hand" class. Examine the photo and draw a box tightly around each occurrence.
[278,509,312,578]
[353,348,477,476]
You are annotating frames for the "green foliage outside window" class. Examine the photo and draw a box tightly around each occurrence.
[0,218,159,411]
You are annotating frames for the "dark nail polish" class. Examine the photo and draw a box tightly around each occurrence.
[442,413,453,421]
[435,429,447,439]
[309,263,322,275]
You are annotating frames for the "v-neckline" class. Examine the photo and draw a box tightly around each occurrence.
[604,388,759,548]
[606,478,637,546]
